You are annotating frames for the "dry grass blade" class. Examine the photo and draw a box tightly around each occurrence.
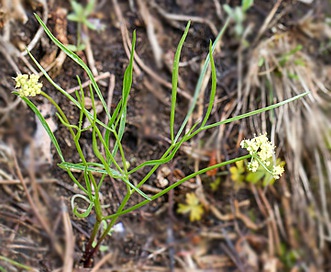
[10,144,64,258]
[21,0,49,56]
[137,0,163,68]
[67,72,112,94]
[90,252,114,272]
[61,197,75,272]
[253,0,283,44]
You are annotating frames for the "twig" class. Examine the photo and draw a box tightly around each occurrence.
[0,41,21,74]
[20,55,39,74]
[0,178,56,185]
[279,177,298,248]
[257,187,281,255]
[83,24,99,76]
[91,253,114,272]
[209,204,235,221]
[137,0,163,68]
[151,0,219,37]
[253,0,283,43]
[10,143,63,257]
[213,0,223,20]
[221,228,245,272]
[21,0,49,56]
[234,200,259,231]
[67,72,112,93]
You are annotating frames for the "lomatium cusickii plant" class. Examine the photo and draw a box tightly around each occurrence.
[13,14,307,266]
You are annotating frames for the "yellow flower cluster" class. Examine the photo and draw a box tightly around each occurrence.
[240,133,284,179]
[15,74,42,97]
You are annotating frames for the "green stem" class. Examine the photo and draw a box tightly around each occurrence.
[82,218,101,264]
[83,174,103,255]
[89,172,102,219]
[104,154,251,220]
[84,186,132,265]
[77,23,82,49]
[84,104,124,175]
[253,155,274,175]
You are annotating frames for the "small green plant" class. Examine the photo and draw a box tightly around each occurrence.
[279,243,301,269]
[209,176,222,191]
[67,0,104,51]
[13,13,307,267]
[223,0,254,37]
[278,44,303,67]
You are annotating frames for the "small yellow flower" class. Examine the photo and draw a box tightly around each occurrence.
[15,74,28,88]
[14,74,42,97]
[241,133,284,180]
[247,159,259,172]
[272,165,284,179]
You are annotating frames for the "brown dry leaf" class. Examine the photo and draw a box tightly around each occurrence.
[196,254,233,269]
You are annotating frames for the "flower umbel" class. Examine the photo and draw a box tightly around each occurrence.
[272,165,285,179]
[240,133,284,179]
[15,74,42,97]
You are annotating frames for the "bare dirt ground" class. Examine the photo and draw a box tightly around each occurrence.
[1,0,331,271]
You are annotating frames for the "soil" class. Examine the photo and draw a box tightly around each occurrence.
[1,0,331,271]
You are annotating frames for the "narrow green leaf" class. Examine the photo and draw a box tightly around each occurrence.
[242,0,254,12]
[67,14,80,22]
[85,20,98,31]
[0,255,37,271]
[174,18,230,143]
[104,101,122,158]
[73,202,94,218]
[200,41,217,128]
[170,21,191,143]
[112,31,136,157]
[16,94,65,163]
[85,0,96,16]
[34,14,111,121]
[70,1,83,16]
[83,165,93,194]
[192,92,309,135]
[223,4,233,16]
